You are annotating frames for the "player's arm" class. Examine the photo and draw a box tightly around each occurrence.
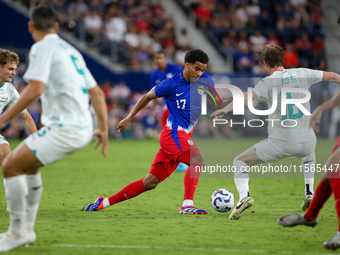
[149,75,158,119]
[322,71,340,84]
[19,111,37,134]
[117,87,157,131]
[310,89,340,132]
[309,71,340,132]
[88,85,109,157]
[210,91,257,119]
[0,80,45,128]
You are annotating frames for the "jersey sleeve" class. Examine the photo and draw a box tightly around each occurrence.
[253,78,271,101]
[155,78,172,98]
[9,86,26,114]
[23,43,53,84]
[301,68,323,87]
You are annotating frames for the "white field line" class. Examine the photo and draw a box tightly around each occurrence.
[52,244,335,255]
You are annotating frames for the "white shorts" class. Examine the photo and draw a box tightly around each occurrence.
[253,139,316,164]
[0,134,9,146]
[25,125,93,166]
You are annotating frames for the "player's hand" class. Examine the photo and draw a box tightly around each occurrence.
[116,118,130,132]
[210,108,228,120]
[93,129,108,157]
[309,106,323,132]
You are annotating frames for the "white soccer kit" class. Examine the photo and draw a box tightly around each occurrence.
[0,82,26,146]
[252,68,323,163]
[23,34,97,165]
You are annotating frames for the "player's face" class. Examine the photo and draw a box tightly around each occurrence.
[0,62,17,84]
[154,54,167,69]
[185,61,207,82]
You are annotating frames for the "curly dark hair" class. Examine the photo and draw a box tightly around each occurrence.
[31,5,56,32]
[261,44,284,68]
[184,49,209,65]
[0,49,19,66]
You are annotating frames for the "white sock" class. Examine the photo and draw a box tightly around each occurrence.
[26,172,43,230]
[233,160,249,201]
[182,199,194,206]
[103,198,110,209]
[302,153,315,195]
[304,179,314,195]
[4,175,28,235]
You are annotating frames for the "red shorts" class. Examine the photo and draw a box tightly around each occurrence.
[332,136,340,154]
[149,127,201,182]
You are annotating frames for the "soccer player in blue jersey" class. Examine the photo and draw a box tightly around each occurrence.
[150,51,188,172]
[85,49,228,214]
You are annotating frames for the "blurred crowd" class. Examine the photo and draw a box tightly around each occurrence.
[178,0,325,74]
[16,0,325,73]
[18,0,191,70]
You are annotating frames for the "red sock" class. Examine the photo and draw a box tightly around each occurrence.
[304,181,332,221]
[183,163,202,201]
[108,179,146,205]
[329,177,340,231]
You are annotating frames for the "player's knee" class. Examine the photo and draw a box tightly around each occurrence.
[2,155,16,178]
[190,156,205,166]
[143,179,158,190]
[143,175,159,190]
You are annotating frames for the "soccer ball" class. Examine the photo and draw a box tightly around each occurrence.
[211,189,235,212]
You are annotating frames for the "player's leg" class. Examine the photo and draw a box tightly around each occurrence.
[279,146,340,249]
[324,153,340,250]
[1,126,92,251]
[300,151,316,211]
[172,137,207,215]
[177,151,207,214]
[229,145,263,220]
[84,151,176,211]
[0,136,42,243]
[0,142,42,251]
[277,149,335,228]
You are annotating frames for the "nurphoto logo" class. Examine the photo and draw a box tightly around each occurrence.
[199,84,311,128]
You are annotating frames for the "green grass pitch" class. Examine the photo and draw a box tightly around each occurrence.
[0,138,337,255]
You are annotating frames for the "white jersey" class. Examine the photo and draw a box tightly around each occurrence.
[253,68,323,145]
[23,34,97,131]
[0,82,25,114]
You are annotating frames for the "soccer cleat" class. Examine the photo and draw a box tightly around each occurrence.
[228,196,254,220]
[277,213,318,227]
[0,227,35,245]
[84,196,106,211]
[301,194,313,211]
[324,232,340,250]
[179,206,208,215]
[25,226,36,244]
[0,231,27,251]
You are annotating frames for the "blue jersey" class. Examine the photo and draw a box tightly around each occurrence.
[155,72,215,133]
[150,63,183,89]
